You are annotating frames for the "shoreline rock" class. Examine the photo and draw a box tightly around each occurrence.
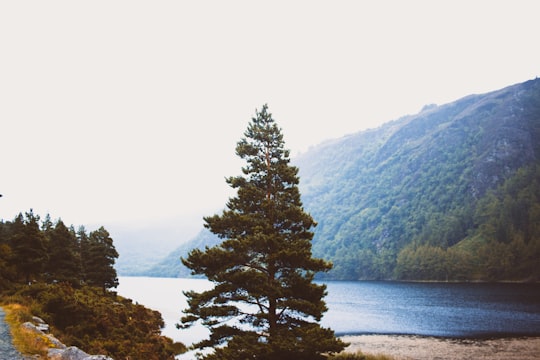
[48,346,113,360]
[22,317,113,360]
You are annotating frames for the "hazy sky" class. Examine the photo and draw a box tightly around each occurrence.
[1,0,539,230]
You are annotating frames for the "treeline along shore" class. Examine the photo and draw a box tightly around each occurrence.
[0,210,186,359]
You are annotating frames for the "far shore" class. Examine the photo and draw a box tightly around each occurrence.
[339,334,540,360]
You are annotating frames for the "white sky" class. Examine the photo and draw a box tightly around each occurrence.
[1,0,539,229]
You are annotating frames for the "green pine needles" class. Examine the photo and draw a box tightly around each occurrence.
[180,105,346,359]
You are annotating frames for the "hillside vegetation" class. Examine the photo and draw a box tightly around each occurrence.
[147,78,540,281]
[0,212,184,359]
[298,78,540,281]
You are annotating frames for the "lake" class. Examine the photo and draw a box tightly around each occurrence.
[117,277,540,346]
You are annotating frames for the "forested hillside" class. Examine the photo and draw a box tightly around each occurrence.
[0,211,183,359]
[0,210,118,289]
[147,78,540,281]
[298,78,540,281]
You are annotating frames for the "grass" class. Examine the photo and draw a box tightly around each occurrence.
[2,303,51,358]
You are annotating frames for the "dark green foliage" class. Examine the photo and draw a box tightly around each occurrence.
[181,105,345,359]
[471,164,540,280]
[82,227,119,290]
[0,212,118,289]
[394,164,540,281]
[294,79,540,281]
[44,220,80,284]
[9,211,48,283]
[1,211,185,359]
[0,243,16,290]
[4,283,183,359]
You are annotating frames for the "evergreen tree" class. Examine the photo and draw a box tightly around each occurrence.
[45,219,81,284]
[41,213,54,233]
[10,211,48,283]
[180,105,345,359]
[78,225,91,281]
[0,220,16,289]
[83,226,119,291]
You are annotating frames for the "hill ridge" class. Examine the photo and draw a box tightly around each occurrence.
[144,78,540,281]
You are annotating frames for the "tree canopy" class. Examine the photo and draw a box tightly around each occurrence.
[0,210,184,359]
[180,105,345,359]
[0,211,118,290]
[293,78,540,281]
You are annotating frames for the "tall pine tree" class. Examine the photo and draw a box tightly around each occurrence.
[10,211,47,283]
[45,219,80,284]
[180,105,345,360]
[83,227,119,291]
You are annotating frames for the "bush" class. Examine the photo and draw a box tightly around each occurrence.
[2,283,186,360]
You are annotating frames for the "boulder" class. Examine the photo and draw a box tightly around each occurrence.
[32,316,49,332]
[22,320,112,359]
[21,321,66,350]
[48,346,114,360]
[45,333,66,349]
[48,347,89,360]
[21,321,42,333]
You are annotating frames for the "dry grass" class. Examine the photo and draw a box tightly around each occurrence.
[330,351,396,360]
[340,334,540,360]
[3,303,50,357]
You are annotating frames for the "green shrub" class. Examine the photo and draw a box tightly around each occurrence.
[2,283,186,360]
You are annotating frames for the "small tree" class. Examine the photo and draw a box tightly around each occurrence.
[10,211,48,283]
[45,219,81,284]
[83,226,119,291]
[180,105,345,359]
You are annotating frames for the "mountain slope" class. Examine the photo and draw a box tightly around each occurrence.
[297,78,540,280]
[145,78,540,281]
[143,228,220,278]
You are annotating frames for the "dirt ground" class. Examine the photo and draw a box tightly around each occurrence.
[340,335,540,360]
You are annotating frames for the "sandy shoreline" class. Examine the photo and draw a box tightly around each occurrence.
[340,334,540,360]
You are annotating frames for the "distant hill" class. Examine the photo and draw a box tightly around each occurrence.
[143,228,219,278]
[144,78,540,281]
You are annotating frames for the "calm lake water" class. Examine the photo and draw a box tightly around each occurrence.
[117,277,540,346]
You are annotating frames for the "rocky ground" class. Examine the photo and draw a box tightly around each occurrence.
[1,307,112,360]
[0,308,24,360]
[341,334,540,360]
